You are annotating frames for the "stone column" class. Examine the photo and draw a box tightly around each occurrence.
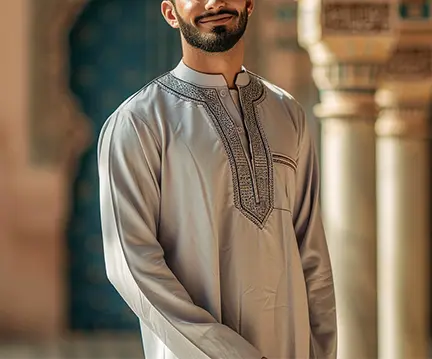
[297,1,398,358]
[246,1,316,96]
[245,0,319,140]
[376,4,432,357]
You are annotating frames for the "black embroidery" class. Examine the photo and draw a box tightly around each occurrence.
[156,73,273,228]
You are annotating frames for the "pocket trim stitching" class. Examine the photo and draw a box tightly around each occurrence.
[272,153,297,172]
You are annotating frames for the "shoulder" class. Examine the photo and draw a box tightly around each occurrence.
[99,73,169,145]
[98,81,165,158]
[248,70,307,136]
[115,73,167,122]
[248,70,304,113]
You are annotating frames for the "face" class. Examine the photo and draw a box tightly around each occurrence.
[162,0,253,53]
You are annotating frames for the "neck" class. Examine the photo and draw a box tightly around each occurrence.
[181,40,245,89]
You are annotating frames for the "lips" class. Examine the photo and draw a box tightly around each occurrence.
[199,14,234,24]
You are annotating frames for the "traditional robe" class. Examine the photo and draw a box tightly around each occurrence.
[98,61,337,359]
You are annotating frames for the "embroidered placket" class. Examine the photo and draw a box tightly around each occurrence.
[156,73,274,228]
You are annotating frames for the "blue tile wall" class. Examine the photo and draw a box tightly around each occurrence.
[68,0,182,331]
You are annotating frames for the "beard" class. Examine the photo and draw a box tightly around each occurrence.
[174,6,248,53]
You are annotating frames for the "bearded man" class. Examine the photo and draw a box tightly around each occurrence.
[98,1,337,358]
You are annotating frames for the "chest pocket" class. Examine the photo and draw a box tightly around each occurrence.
[272,153,297,213]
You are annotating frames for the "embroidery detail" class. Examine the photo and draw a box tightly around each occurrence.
[272,153,298,172]
[156,73,273,228]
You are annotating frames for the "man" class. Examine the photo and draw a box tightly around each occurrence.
[98,0,337,358]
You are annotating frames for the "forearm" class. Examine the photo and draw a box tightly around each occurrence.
[103,230,263,359]
[302,238,337,359]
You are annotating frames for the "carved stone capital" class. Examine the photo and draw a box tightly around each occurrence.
[376,13,432,138]
[298,0,399,66]
[375,106,432,139]
[322,3,391,33]
[315,90,378,120]
[312,62,383,91]
[298,0,399,122]
[386,47,432,80]
[379,43,432,102]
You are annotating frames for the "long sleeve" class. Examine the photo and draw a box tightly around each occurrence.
[97,110,263,359]
[292,107,337,359]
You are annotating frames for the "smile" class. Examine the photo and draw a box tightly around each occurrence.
[199,14,234,25]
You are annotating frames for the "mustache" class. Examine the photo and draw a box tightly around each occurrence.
[195,9,238,23]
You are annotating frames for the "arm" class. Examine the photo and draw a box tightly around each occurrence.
[97,110,263,359]
[292,107,337,359]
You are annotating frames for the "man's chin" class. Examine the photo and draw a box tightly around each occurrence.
[211,25,229,34]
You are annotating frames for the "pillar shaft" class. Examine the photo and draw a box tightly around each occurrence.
[315,85,380,359]
[298,1,399,358]
[321,117,378,357]
[376,16,432,356]
[377,136,430,358]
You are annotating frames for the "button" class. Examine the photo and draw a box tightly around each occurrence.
[220,89,227,97]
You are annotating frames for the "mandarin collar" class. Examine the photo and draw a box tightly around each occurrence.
[171,60,250,88]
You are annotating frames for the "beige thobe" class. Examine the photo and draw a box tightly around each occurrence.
[98,61,337,359]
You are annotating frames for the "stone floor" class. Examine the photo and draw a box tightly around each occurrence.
[1,335,431,359]
[0,334,144,359]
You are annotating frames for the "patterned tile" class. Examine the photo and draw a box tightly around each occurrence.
[67,0,182,331]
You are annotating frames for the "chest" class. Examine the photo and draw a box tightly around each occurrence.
[157,75,298,229]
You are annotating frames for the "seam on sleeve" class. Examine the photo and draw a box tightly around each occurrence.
[124,114,161,195]
[123,109,162,153]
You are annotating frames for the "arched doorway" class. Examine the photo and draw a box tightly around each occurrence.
[68,0,182,331]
